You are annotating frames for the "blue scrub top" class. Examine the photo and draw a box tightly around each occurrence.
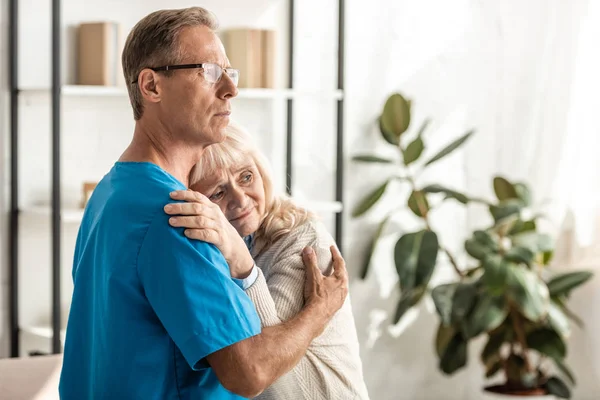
[59,162,261,399]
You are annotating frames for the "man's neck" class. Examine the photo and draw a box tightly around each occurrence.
[119,120,204,187]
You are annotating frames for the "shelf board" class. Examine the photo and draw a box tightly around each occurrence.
[19,86,344,100]
[21,206,84,223]
[296,200,344,213]
[21,325,66,342]
[21,200,342,224]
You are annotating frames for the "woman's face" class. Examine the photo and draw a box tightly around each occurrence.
[192,157,266,237]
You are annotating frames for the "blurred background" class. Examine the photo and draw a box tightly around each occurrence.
[1,0,600,399]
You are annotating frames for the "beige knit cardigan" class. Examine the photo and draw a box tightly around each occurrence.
[245,220,370,400]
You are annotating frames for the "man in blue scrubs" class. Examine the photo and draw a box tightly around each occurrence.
[59,7,349,399]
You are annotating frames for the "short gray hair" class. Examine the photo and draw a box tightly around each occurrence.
[122,7,219,120]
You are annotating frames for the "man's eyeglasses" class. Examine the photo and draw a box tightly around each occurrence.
[131,63,239,86]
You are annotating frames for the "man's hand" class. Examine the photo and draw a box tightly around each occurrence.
[301,245,348,336]
[165,190,254,279]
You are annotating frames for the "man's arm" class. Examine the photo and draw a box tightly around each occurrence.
[206,246,348,398]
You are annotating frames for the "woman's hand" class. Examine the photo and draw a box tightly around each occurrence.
[302,245,348,328]
[164,190,254,279]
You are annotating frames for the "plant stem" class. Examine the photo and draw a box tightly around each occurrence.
[509,308,532,373]
[406,176,465,278]
[440,245,465,278]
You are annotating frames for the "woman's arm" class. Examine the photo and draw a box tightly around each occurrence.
[250,222,368,400]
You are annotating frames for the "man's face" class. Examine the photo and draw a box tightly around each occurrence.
[156,25,238,146]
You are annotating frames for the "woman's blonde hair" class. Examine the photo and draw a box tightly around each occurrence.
[189,122,314,255]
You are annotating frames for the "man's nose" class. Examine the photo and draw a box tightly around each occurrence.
[218,73,238,99]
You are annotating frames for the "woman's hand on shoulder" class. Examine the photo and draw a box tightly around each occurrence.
[164,190,254,279]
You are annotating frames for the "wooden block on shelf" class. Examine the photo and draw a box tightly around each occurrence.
[77,22,123,86]
[222,28,263,88]
[261,30,276,89]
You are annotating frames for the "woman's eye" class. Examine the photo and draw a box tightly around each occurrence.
[209,191,224,201]
[242,173,253,183]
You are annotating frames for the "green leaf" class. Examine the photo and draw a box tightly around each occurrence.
[359,216,390,280]
[431,283,458,326]
[463,295,508,338]
[506,265,550,321]
[554,359,576,385]
[548,300,571,338]
[554,297,584,329]
[424,130,474,167]
[439,332,468,375]
[504,246,535,265]
[482,329,507,366]
[394,231,439,291]
[474,230,499,250]
[527,327,566,360]
[408,190,429,217]
[421,184,470,204]
[465,239,489,261]
[509,219,537,235]
[379,117,399,145]
[416,118,430,137]
[542,250,554,265]
[483,254,510,295]
[352,180,389,217]
[352,154,394,164]
[489,199,523,223]
[435,323,456,358]
[451,282,478,324]
[544,376,571,399]
[403,137,424,165]
[380,93,411,141]
[512,232,554,253]
[514,182,532,206]
[547,271,593,298]
[393,286,426,324]
[493,176,518,201]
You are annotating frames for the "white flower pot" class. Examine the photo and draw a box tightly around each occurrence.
[481,390,556,400]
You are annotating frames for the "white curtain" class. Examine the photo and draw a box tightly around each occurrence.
[345,0,600,398]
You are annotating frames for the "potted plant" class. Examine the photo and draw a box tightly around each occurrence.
[352,93,593,399]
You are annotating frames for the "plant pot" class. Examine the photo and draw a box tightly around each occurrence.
[481,386,556,400]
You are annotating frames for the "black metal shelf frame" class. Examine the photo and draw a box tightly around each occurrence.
[7,0,346,357]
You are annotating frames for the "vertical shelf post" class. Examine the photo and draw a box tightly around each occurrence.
[51,0,62,354]
[335,0,345,250]
[8,0,20,358]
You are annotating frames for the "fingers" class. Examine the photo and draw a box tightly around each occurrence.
[164,201,211,217]
[169,189,211,204]
[183,228,219,244]
[302,247,321,288]
[169,215,217,230]
[329,245,348,281]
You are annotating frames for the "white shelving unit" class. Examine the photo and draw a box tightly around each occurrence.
[20,200,343,223]
[9,0,345,358]
[19,85,344,100]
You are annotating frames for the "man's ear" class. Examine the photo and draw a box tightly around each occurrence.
[138,69,162,103]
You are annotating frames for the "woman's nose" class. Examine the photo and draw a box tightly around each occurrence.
[228,186,247,209]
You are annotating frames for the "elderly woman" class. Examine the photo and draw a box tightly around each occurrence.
[165,122,370,400]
